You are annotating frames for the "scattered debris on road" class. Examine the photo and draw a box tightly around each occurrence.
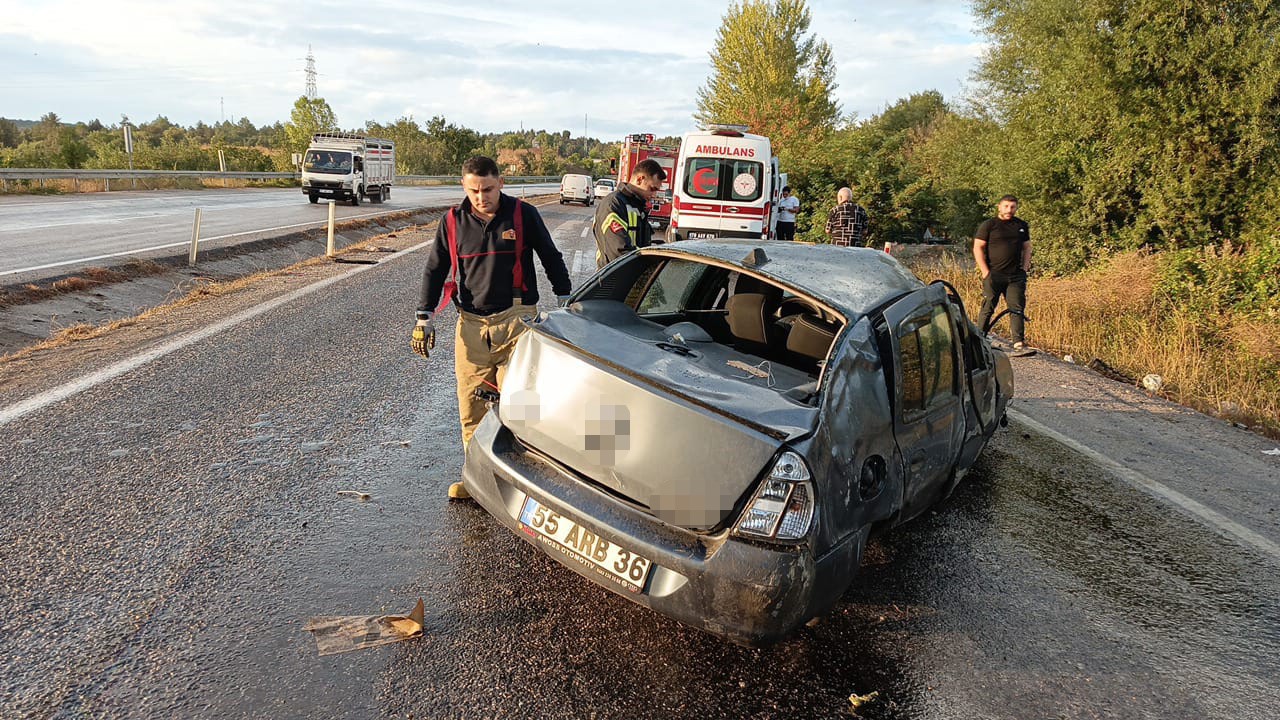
[1263,448,1280,456]
[336,489,372,501]
[304,598,424,656]
[847,690,881,715]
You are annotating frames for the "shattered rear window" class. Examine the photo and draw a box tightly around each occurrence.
[636,259,708,315]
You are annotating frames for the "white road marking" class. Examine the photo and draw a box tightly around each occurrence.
[0,238,435,428]
[0,208,420,277]
[1009,409,1280,564]
[580,225,590,238]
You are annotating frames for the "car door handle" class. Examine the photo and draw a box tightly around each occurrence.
[908,451,927,472]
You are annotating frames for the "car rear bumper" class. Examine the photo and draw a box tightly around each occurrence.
[461,414,863,646]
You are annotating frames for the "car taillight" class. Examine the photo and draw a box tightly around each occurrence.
[670,206,680,228]
[733,451,815,542]
[761,201,772,240]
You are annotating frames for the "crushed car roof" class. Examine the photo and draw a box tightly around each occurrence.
[641,240,925,319]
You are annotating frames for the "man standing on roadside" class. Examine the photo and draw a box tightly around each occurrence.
[776,186,800,241]
[824,187,869,246]
[593,158,667,269]
[974,195,1033,355]
[411,155,573,499]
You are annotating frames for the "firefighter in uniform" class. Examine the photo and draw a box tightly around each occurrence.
[411,155,572,499]
[593,158,667,269]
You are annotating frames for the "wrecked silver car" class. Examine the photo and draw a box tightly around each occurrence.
[461,240,1013,645]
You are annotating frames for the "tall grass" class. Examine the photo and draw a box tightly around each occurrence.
[912,250,1280,437]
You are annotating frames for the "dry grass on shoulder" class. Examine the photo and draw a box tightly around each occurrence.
[912,250,1280,438]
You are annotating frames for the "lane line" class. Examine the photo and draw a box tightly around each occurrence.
[580,225,590,238]
[0,238,435,428]
[0,208,434,278]
[1009,408,1280,563]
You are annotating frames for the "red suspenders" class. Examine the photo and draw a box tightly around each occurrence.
[434,198,525,314]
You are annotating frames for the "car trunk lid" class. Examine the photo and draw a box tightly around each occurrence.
[498,311,819,530]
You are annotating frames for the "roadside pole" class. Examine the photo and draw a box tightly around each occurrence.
[326,200,337,257]
[188,208,203,267]
[124,124,136,190]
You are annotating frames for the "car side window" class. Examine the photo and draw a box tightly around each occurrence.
[636,259,707,316]
[898,304,958,419]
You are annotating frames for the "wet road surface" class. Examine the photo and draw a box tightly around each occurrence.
[0,202,1277,718]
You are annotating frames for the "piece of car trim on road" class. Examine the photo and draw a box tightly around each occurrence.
[1010,409,1280,564]
[0,238,435,428]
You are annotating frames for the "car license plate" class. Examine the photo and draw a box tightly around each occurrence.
[519,496,652,593]
[688,231,717,240]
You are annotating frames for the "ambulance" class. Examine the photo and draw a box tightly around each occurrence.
[668,126,784,242]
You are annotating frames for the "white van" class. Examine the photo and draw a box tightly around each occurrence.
[668,127,782,242]
[559,174,594,206]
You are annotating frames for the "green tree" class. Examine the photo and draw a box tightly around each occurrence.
[973,0,1280,272]
[366,116,430,174]
[694,0,840,162]
[284,96,338,153]
[0,118,22,149]
[56,127,90,168]
[424,116,481,174]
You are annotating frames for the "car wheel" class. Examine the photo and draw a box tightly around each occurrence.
[308,192,318,204]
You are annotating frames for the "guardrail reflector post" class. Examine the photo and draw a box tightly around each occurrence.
[189,208,203,267]
[327,200,337,257]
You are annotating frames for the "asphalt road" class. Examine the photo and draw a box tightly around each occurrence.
[0,183,558,281]
[0,202,1277,719]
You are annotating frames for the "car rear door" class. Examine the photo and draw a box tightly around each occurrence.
[880,285,965,515]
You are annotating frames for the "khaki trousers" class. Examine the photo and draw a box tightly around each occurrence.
[455,305,537,446]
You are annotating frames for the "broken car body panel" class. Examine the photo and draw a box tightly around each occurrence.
[462,240,1012,645]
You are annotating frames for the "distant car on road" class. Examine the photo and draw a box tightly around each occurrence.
[593,178,616,199]
[559,174,594,206]
[462,240,1014,646]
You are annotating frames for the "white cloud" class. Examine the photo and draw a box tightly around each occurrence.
[0,0,985,138]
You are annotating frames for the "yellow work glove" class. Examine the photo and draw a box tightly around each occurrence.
[410,316,435,358]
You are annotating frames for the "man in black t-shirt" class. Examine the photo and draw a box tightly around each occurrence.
[973,195,1033,354]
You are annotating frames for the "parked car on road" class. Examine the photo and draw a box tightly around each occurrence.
[462,240,1013,646]
[560,173,594,206]
[593,178,616,199]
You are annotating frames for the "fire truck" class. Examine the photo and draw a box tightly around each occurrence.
[613,133,679,231]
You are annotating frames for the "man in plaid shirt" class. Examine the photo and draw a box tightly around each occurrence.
[824,187,869,246]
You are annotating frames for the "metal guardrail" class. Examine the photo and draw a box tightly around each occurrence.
[0,169,559,183]
[0,168,295,181]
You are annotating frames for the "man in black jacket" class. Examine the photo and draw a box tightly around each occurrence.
[974,195,1033,355]
[593,159,666,269]
[411,156,572,499]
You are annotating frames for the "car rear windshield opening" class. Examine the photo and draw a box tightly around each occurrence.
[578,255,844,398]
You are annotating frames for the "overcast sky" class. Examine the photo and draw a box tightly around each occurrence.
[1,1,985,139]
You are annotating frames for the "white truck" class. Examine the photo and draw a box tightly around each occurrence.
[300,132,395,206]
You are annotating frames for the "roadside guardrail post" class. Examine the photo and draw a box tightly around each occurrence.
[188,208,203,267]
[326,200,337,257]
